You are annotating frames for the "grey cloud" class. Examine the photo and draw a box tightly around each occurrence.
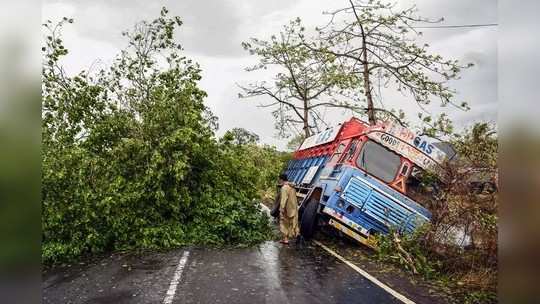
[396,0,497,43]
[45,0,292,58]
[170,0,244,57]
[415,0,497,24]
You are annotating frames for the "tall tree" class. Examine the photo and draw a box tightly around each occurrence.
[302,0,472,125]
[239,18,361,138]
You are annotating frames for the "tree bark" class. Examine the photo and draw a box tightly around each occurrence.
[349,0,376,125]
[303,99,311,137]
[360,26,375,125]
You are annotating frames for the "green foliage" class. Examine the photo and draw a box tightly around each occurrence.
[240,1,473,136]
[418,113,455,138]
[464,291,497,304]
[452,122,497,169]
[42,10,281,264]
[220,134,291,194]
[223,127,260,145]
[375,225,441,280]
[239,18,362,138]
[286,134,305,151]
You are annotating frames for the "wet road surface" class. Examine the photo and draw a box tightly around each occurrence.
[43,242,403,304]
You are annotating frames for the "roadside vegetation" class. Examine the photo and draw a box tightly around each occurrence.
[42,10,286,264]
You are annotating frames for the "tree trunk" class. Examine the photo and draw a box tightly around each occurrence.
[303,99,311,137]
[355,14,376,126]
[363,50,376,125]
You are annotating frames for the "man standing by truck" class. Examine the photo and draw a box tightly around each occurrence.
[278,174,299,244]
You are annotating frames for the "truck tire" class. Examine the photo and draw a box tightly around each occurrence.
[300,197,319,239]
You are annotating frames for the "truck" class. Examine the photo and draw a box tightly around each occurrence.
[284,117,452,248]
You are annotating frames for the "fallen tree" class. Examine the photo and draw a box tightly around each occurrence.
[42,10,283,264]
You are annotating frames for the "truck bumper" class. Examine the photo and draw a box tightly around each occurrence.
[323,206,378,249]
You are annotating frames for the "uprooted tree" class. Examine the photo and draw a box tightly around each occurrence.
[41,9,282,264]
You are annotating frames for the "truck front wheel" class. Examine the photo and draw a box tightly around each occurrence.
[300,198,319,239]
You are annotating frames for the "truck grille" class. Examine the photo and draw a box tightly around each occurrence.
[342,176,425,234]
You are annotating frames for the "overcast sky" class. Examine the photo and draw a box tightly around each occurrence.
[42,0,497,150]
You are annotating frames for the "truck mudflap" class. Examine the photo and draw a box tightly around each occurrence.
[323,206,378,249]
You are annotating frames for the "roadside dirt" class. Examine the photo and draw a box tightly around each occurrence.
[313,228,457,304]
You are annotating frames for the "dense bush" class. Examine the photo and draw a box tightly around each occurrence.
[42,10,283,264]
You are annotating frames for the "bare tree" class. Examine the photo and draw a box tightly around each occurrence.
[302,0,473,125]
[239,18,361,138]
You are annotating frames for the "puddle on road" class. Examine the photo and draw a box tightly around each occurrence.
[248,241,373,303]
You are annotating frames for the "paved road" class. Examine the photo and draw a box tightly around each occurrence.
[43,242,403,304]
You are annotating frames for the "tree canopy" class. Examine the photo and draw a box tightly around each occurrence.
[306,0,473,125]
[239,18,361,138]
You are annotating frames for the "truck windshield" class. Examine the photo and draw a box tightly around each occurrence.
[356,140,401,183]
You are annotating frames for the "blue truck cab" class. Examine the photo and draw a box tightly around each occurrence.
[284,118,450,248]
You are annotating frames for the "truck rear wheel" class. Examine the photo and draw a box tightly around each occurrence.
[300,197,319,239]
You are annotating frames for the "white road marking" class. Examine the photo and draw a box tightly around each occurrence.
[163,251,190,304]
[313,240,416,304]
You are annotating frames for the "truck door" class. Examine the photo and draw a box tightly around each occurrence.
[320,139,351,178]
